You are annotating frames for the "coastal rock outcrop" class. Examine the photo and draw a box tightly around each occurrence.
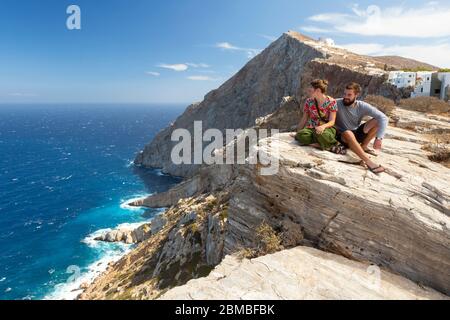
[94,223,152,244]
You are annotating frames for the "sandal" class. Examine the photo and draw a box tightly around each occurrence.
[364,148,379,157]
[368,165,385,174]
[330,145,347,155]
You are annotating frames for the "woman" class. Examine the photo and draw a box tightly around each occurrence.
[294,79,345,154]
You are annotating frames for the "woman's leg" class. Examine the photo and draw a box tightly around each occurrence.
[295,128,315,146]
[315,127,337,150]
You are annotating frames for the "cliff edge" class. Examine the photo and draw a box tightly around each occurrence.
[80,32,450,300]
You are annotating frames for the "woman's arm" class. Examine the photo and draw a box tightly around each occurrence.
[298,112,308,130]
[324,111,336,128]
[315,111,336,134]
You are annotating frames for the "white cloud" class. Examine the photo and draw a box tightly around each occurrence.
[340,42,450,68]
[302,3,450,38]
[146,71,160,76]
[215,42,261,58]
[187,75,219,81]
[156,62,210,72]
[216,42,239,50]
[157,63,188,72]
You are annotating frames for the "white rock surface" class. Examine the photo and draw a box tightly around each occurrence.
[159,246,447,300]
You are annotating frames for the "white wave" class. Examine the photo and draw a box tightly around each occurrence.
[125,159,134,168]
[44,244,132,300]
[115,221,147,230]
[119,195,152,211]
[53,175,73,182]
[154,169,167,176]
[81,228,113,248]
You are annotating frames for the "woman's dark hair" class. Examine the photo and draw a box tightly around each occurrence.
[310,79,328,93]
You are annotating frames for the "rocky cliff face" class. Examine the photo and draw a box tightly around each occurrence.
[134,31,404,178]
[79,193,229,300]
[81,107,450,299]
[80,32,450,300]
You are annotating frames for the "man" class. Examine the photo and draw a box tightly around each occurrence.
[335,82,388,174]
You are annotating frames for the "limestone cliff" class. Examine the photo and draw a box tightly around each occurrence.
[80,32,450,300]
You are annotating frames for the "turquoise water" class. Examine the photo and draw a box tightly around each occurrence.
[0,104,183,299]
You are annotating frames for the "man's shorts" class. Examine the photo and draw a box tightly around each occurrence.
[337,123,368,147]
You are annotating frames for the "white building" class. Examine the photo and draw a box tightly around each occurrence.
[388,70,450,100]
[318,37,335,47]
[388,71,416,88]
[411,72,433,97]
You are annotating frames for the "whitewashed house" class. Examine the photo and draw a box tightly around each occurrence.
[388,71,416,88]
[411,72,433,97]
[388,70,450,101]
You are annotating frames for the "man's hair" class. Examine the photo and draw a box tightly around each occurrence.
[345,82,361,95]
[310,79,328,94]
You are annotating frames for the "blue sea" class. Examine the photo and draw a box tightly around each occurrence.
[0,104,184,300]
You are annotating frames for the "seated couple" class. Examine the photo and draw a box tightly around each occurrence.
[294,79,388,174]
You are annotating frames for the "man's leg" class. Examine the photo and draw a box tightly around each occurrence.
[341,130,383,172]
[361,119,379,150]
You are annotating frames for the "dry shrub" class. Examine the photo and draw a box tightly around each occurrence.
[364,95,396,116]
[399,96,450,114]
[235,221,283,260]
[235,248,257,260]
[255,222,283,255]
[422,133,450,167]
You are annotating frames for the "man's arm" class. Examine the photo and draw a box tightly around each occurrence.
[359,101,388,139]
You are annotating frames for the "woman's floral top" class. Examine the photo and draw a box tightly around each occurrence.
[303,96,337,128]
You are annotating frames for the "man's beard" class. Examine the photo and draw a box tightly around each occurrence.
[343,98,356,106]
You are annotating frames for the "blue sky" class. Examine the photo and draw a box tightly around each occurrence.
[1,0,449,103]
